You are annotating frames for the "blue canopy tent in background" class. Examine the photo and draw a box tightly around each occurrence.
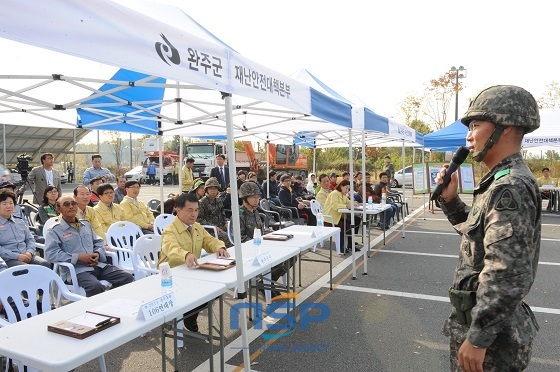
[422,120,467,151]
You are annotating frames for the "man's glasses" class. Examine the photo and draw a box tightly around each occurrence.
[61,201,78,207]
[127,186,141,189]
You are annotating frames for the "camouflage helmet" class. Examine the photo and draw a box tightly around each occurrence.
[461,85,540,133]
[204,177,220,191]
[238,181,261,199]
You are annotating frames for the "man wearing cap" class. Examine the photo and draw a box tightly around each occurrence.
[537,167,557,211]
[435,85,541,371]
[28,152,62,205]
[120,180,155,234]
[45,195,133,297]
[237,181,291,298]
[83,154,115,186]
[197,177,231,247]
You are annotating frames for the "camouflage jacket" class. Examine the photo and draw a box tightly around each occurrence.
[440,153,541,348]
[238,206,263,243]
[198,196,227,231]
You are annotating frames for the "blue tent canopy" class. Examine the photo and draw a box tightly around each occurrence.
[423,120,467,151]
[77,69,165,134]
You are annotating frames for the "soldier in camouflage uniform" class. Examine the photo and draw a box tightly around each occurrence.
[238,182,294,295]
[197,177,232,247]
[436,86,541,372]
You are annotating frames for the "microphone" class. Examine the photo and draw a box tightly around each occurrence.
[430,146,470,201]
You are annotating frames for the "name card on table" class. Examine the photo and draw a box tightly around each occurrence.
[252,251,273,266]
[311,228,324,238]
[137,292,176,321]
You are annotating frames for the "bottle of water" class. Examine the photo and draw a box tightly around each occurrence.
[160,262,173,294]
[253,227,262,257]
[367,196,373,209]
[317,212,324,228]
[381,192,387,205]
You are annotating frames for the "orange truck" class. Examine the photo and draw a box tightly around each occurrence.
[184,141,308,181]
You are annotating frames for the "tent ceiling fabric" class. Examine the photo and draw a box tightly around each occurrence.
[0,125,89,164]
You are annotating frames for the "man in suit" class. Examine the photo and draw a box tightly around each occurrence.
[209,154,229,190]
[28,152,62,205]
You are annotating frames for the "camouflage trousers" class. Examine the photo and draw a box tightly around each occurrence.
[450,337,533,371]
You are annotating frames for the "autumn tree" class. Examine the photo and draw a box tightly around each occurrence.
[424,71,463,130]
[107,131,124,177]
[538,81,560,109]
[399,95,423,125]
[409,119,432,135]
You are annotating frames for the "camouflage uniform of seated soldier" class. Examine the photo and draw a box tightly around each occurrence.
[237,181,294,297]
[197,177,232,247]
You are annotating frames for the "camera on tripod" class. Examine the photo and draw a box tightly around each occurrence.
[16,153,33,181]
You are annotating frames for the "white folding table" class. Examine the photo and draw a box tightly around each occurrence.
[262,225,339,289]
[0,275,226,372]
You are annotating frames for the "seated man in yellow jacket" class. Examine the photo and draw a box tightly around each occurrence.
[158,192,229,332]
[93,183,124,236]
[120,180,155,234]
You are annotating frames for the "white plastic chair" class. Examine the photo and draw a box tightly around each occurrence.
[106,221,144,275]
[309,199,341,254]
[0,265,107,372]
[132,234,162,280]
[154,213,174,235]
[44,217,116,300]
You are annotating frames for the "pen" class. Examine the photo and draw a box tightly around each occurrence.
[95,317,116,328]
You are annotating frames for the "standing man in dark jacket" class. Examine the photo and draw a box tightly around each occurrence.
[209,154,229,190]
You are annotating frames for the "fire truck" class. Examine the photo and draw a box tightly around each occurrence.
[141,139,180,185]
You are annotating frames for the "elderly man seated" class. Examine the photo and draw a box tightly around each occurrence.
[0,189,50,268]
[158,192,228,332]
[120,181,155,234]
[45,195,133,297]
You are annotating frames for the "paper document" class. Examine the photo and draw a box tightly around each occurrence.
[90,299,143,318]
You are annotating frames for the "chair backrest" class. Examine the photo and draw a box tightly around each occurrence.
[106,221,144,272]
[132,234,162,279]
[310,199,322,216]
[227,220,234,245]
[43,217,59,236]
[106,221,144,250]
[154,213,174,235]
[147,199,161,210]
[0,265,67,322]
[19,204,38,227]
[259,199,273,211]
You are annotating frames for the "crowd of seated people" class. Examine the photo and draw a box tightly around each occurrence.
[0,149,405,307]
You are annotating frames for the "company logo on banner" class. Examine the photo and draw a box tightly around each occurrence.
[153,33,224,79]
[155,34,180,66]
[388,119,414,142]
